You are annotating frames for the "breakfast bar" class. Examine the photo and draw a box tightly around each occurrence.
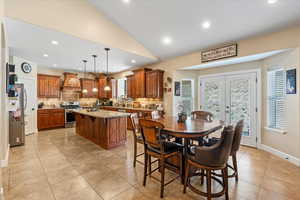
[74,109,130,149]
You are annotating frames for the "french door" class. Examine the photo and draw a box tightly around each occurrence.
[200,72,258,147]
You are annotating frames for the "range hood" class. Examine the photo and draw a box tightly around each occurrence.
[62,73,81,91]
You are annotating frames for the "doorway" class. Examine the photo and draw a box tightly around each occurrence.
[199,70,260,147]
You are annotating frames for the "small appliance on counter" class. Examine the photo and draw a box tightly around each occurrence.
[38,102,44,109]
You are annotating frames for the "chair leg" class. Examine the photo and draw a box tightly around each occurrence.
[206,170,212,200]
[222,167,229,200]
[149,155,152,177]
[232,153,238,181]
[143,153,148,186]
[133,141,137,168]
[183,161,190,194]
[179,153,183,184]
[200,169,204,185]
[160,158,165,198]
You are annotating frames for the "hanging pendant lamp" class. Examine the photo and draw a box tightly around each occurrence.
[82,60,88,94]
[104,48,111,91]
[92,55,98,93]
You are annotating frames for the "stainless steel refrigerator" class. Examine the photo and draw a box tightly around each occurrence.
[9,83,25,147]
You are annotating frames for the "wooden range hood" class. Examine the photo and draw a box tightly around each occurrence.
[62,73,81,91]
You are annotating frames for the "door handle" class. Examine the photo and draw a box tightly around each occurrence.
[32,108,35,111]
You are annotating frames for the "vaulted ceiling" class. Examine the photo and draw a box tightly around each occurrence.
[89,0,300,59]
[4,0,300,72]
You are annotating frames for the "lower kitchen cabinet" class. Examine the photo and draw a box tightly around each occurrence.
[38,109,65,130]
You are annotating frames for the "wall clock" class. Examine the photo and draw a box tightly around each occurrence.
[21,62,32,73]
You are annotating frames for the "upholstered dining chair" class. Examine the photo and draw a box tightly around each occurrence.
[183,126,235,200]
[206,120,244,181]
[139,119,183,198]
[190,111,214,145]
[191,111,214,121]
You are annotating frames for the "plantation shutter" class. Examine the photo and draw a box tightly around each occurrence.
[267,69,286,130]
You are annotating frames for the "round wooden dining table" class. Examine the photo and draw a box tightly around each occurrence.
[153,116,224,182]
[155,116,224,138]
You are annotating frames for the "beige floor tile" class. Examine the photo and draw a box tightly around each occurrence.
[51,176,90,200]
[4,128,300,200]
[93,174,133,200]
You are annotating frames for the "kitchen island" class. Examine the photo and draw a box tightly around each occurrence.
[74,109,130,150]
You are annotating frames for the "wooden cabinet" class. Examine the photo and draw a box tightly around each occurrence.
[126,75,135,98]
[80,78,98,98]
[38,74,61,98]
[126,68,164,99]
[38,109,65,130]
[146,70,164,99]
[133,68,151,98]
[98,77,116,99]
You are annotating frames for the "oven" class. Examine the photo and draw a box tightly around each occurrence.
[65,109,77,127]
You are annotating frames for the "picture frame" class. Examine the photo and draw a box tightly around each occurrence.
[174,81,180,96]
[201,44,238,63]
[286,68,296,94]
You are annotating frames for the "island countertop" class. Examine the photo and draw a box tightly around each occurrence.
[73,109,130,119]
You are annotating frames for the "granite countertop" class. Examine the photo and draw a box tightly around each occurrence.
[73,109,130,119]
[38,107,64,110]
[100,106,156,112]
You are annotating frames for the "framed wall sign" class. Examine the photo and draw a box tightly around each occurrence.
[174,81,180,96]
[286,68,296,94]
[201,44,238,63]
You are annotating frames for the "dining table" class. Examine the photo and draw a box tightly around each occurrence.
[154,116,224,181]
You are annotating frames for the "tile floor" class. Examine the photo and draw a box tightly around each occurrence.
[2,128,300,200]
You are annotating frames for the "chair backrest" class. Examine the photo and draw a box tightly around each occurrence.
[231,120,244,154]
[191,111,213,121]
[195,125,234,167]
[139,119,164,149]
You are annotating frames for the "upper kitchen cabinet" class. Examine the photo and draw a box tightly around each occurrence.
[38,74,61,98]
[146,70,164,99]
[126,75,135,98]
[80,78,98,98]
[132,68,152,98]
[98,76,116,99]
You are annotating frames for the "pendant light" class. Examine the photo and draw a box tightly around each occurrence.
[82,60,88,94]
[104,48,111,91]
[92,55,98,93]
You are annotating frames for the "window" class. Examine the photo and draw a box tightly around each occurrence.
[117,78,126,98]
[181,80,194,115]
[267,69,286,130]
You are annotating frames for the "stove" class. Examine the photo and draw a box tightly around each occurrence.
[61,102,81,127]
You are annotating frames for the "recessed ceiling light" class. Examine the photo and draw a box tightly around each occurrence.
[268,0,278,4]
[122,0,130,3]
[43,54,49,57]
[131,59,136,63]
[53,64,57,67]
[202,21,211,29]
[51,40,59,45]
[162,36,172,45]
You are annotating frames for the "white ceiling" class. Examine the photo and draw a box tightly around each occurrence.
[89,0,300,59]
[182,49,290,70]
[5,17,155,73]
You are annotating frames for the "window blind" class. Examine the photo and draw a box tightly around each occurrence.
[267,69,286,130]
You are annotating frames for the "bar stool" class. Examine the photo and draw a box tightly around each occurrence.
[139,119,183,198]
[183,126,234,200]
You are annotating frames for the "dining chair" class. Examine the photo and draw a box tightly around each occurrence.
[190,111,214,145]
[139,119,183,198]
[191,111,213,121]
[183,125,234,200]
[208,120,244,181]
[129,113,144,168]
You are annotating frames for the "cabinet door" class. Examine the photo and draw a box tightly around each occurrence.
[52,111,65,127]
[126,76,135,98]
[98,78,106,98]
[146,70,164,99]
[38,111,50,130]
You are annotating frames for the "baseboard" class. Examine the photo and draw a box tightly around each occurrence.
[259,144,300,166]
[0,146,9,168]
